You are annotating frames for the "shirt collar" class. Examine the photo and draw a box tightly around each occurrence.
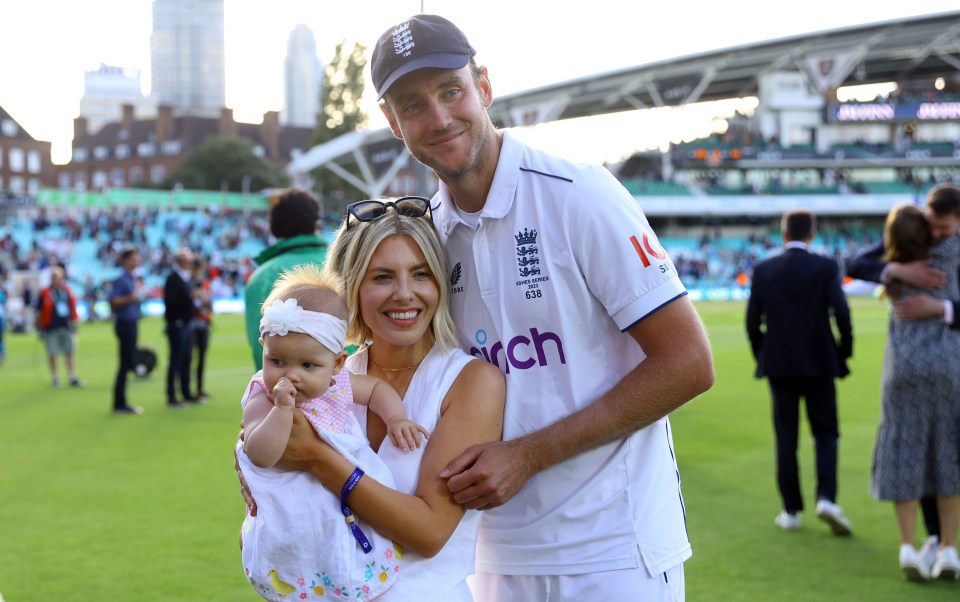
[435,130,520,235]
[784,241,809,250]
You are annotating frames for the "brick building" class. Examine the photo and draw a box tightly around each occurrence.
[57,104,314,191]
[0,105,55,195]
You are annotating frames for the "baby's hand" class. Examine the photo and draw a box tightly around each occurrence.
[387,419,430,452]
[271,377,297,408]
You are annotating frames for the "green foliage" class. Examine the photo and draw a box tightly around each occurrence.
[0,300,957,600]
[169,135,290,192]
[308,40,369,208]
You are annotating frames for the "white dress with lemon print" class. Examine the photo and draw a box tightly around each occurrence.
[238,367,400,601]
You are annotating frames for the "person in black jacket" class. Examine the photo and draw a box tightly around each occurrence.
[163,248,195,407]
[846,183,960,572]
[747,210,854,535]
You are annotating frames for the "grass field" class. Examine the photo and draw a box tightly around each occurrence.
[0,299,956,600]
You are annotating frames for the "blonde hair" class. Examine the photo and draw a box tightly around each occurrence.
[262,264,347,320]
[324,208,457,350]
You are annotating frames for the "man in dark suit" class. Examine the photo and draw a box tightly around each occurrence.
[747,210,854,535]
[163,248,195,407]
[846,183,960,569]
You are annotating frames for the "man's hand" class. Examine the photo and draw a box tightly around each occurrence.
[893,294,945,320]
[888,260,946,289]
[439,439,538,511]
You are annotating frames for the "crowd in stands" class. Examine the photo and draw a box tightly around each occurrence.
[0,194,895,324]
[0,205,284,317]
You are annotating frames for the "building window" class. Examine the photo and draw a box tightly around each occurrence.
[1,119,17,137]
[150,164,166,184]
[111,168,125,187]
[73,148,88,162]
[129,166,144,184]
[0,147,4,168]
[58,172,71,189]
[92,170,107,190]
[115,144,130,159]
[93,146,108,160]
[27,150,41,174]
[74,171,87,191]
[161,140,181,155]
[28,178,40,195]
[8,148,24,172]
[138,142,155,157]
[252,146,265,157]
[9,176,24,193]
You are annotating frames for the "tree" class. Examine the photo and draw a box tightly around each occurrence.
[169,135,289,192]
[308,40,369,210]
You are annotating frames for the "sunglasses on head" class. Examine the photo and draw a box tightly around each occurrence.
[346,196,432,229]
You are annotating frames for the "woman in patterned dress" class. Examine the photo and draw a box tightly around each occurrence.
[871,199,960,580]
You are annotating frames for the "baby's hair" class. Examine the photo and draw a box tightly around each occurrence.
[262,264,347,321]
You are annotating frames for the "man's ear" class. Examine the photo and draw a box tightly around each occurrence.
[381,104,403,139]
[477,66,493,108]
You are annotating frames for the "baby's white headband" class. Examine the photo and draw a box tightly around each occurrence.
[259,298,346,354]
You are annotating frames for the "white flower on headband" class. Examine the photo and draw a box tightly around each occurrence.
[262,298,303,336]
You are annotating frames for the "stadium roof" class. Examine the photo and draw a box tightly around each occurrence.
[289,10,960,186]
[487,10,960,127]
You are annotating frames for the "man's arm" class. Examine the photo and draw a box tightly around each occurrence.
[441,296,714,510]
[847,241,946,289]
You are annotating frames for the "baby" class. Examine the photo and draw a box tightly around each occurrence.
[238,264,426,601]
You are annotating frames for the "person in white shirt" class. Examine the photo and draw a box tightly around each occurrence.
[368,13,715,601]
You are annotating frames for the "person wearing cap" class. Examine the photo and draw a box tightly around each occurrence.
[313,14,711,600]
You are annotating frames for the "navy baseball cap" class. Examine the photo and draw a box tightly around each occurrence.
[371,14,476,100]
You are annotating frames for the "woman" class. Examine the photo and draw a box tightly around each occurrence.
[241,197,505,600]
[871,201,960,581]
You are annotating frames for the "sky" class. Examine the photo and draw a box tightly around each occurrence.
[1,0,958,165]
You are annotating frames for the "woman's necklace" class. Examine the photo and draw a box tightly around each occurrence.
[368,352,423,373]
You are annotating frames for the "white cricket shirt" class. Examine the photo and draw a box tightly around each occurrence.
[433,131,693,576]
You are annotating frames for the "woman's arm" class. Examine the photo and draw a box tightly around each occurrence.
[282,359,505,557]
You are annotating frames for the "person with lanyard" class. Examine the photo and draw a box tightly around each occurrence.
[36,265,83,388]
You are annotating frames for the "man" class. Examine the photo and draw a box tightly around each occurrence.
[163,248,195,407]
[109,247,145,415]
[371,15,714,599]
[243,188,326,370]
[847,182,960,570]
[36,265,83,388]
[746,210,854,536]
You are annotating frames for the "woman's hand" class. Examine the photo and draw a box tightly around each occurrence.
[275,410,330,471]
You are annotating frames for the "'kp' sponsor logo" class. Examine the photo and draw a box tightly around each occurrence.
[470,328,566,373]
[629,232,667,267]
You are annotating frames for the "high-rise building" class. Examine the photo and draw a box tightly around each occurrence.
[283,24,323,128]
[150,0,225,116]
[79,64,156,134]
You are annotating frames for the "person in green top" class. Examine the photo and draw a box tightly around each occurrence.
[244,188,327,370]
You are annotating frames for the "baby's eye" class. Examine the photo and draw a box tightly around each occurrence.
[269,358,284,367]
[302,362,317,369]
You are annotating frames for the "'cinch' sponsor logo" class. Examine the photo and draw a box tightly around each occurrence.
[470,328,566,373]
